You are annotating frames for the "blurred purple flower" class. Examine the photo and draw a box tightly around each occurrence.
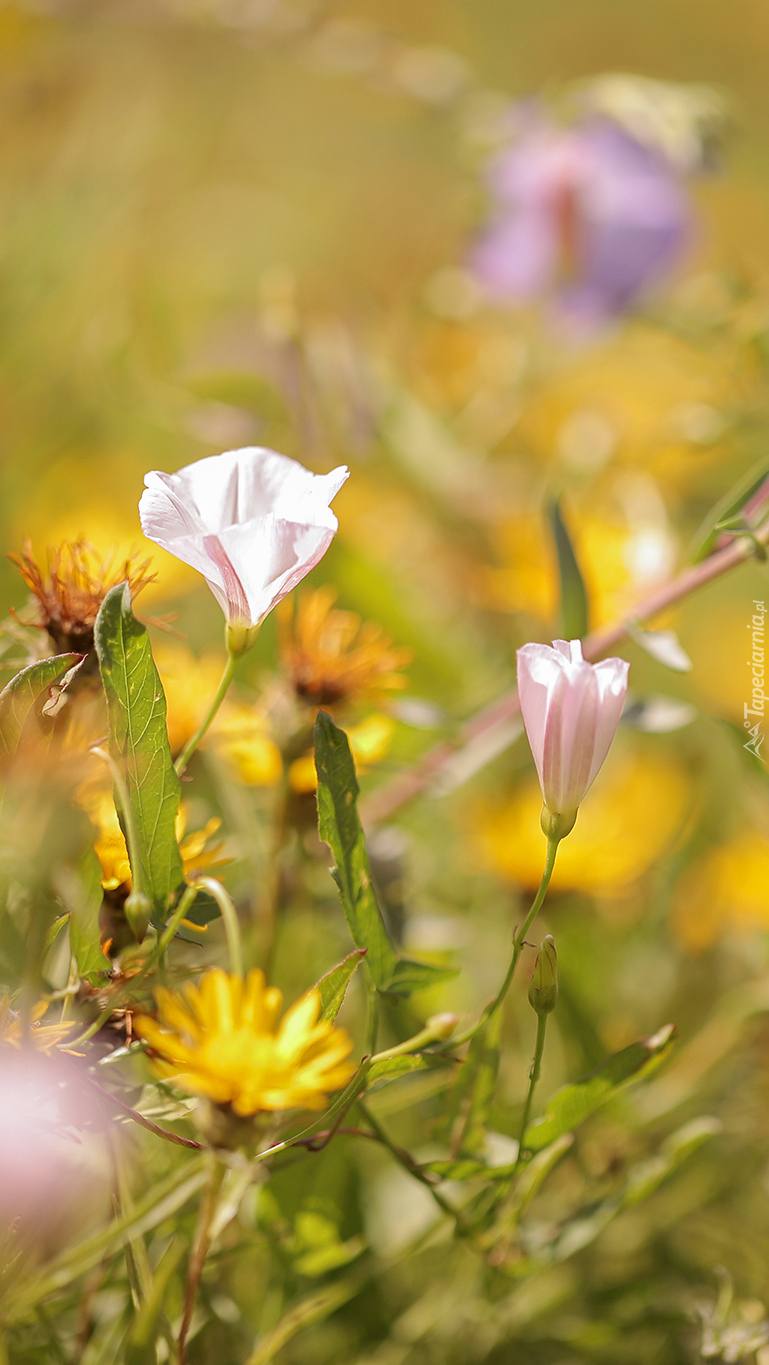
[470,111,692,328]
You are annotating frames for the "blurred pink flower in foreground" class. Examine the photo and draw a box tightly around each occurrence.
[470,109,692,328]
[139,447,349,628]
[517,639,629,827]
[0,1049,112,1248]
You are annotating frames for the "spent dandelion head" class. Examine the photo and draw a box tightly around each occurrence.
[278,586,411,708]
[9,539,155,657]
[135,968,356,1118]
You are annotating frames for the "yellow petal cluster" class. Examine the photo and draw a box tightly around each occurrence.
[135,970,356,1117]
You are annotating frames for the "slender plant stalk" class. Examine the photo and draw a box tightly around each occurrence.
[357,1098,468,1232]
[174,652,239,778]
[178,1157,226,1365]
[195,876,244,976]
[450,834,560,1048]
[513,1012,548,1178]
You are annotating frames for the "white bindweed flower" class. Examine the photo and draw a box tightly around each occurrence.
[517,638,629,836]
[139,447,349,651]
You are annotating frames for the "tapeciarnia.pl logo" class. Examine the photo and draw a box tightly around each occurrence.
[744,599,766,761]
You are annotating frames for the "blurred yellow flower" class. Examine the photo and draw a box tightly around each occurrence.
[288,713,397,794]
[475,509,674,629]
[0,996,73,1052]
[135,969,356,1116]
[16,489,198,606]
[155,643,282,784]
[78,779,227,892]
[476,746,691,897]
[155,643,231,758]
[514,329,740,495]
[212,703,283,787]
[673,831,769,950]
[278,586,411,708]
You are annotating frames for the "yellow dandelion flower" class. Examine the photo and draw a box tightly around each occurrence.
[475,746,691,898]
[135,969,356,1117]
[278,586,411,708]
[9,539,155,656]
[0,995,74,1052]
[672,831,769,951]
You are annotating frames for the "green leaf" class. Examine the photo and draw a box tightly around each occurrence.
[444,1009,502,1158]
[94,583,183,920]
[689,454,769,562]
[386,957,458,995]
[314,949,368,1022]
[622,1116,722,1207]
[525,1024,676,1152]
[124,1235,187,1365]
[549,497,589,639]
[314,712,451,998]
[0,653,83,756]
[56,849,109,984]
[315,710,397,990]
[367,1054,436,1086]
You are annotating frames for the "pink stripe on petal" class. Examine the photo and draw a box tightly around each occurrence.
[203,534,250,622]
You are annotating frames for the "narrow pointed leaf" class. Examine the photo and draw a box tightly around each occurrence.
[94,583,183,919]
[0,653,82,756]
[314,949,367,1023]
[525,1024,676,1152]
[549,497,588,639]
[314,712,457,997]
[314,711,398,990]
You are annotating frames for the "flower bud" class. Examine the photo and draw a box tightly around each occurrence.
[528,935,558,1016]
[517,639,629,831]
[426,1012,459,1040]
[124,890,151,943]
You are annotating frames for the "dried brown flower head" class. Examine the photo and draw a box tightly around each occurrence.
[9,539,155,655]
[278,585,411,708]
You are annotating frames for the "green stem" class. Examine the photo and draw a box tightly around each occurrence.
[174,653,239,778]
[91,746,146,900]
[195,877,243,977]
[365,981,379,1057]
[513,1012,548,1178]
[178,1157,226,1365]
[450,835,560,1048]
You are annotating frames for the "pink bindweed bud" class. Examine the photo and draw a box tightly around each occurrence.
[516,639,629,832]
